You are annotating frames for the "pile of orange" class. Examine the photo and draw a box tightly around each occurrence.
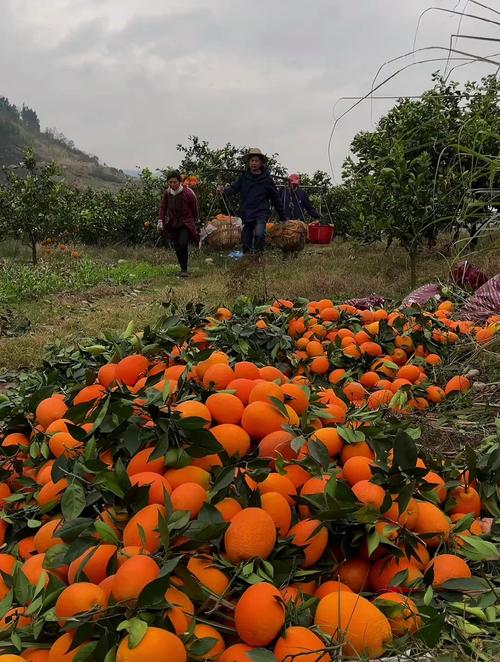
[0,296,496,660]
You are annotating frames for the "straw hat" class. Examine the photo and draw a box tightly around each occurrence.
[244,148,268,163]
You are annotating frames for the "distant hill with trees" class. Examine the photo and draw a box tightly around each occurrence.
[0,96,127,189]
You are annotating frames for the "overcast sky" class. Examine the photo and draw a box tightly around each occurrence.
[1,0,498,178]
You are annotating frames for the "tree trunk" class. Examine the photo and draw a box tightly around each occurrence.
[409,250,417,289]
[29,233,37,265]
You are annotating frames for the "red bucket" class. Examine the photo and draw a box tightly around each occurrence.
[308,224,334,244]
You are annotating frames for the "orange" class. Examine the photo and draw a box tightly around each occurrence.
[340,441,374,463]
[448,485,481,517]
[422,471,447,503]
[257,472,297,504]
[48,432,83,459]
[444,375,471,395]
[122,504,167,552]
[35,397,68,428]
[33,518,63,553]
[288,519,328,568]
[311,427,343,456]
[328,368,346,384]
[235,583,285,647]
[258,430,296,464]
[360,371,380,388]
[55,582,107,626]
[171,483,207,518]
[190,624,225,660]
[67,544,117,585]
[305,340,324,357]
[20,649,50,662]
[384,497,419,529]
[175,401,212,428]
[360,341,383,357]
[369,557,423,592]
[342,456,374,486]
[98,363,118,388]
[249,380,284,405]
[343,381,366,402]
[426,385,445,403]
[129,472,172,504]
[260,492,292,536]
[226,378,255,405]
[352,480,386,509]
[116,354,149,386]
[165,586,195,635]
[206,393,244,424]
[164,466,210,490]
[224,508,276,564]
[234,361,260,380]
[35,479,68,508]
[112,555,160,603]
[259,365,287,384]
[211,424,251,458]
[274,626,329,662]
[375,592,421,636]
[309,356,330,375]
[214,497,242,522]
[2,432,29,447]
[220,644,255,661]
[396,365,421,382]
[116,627,186,662]
[337,557,370,592]
[427,553,471,587]
[315,590,392,658]
[315,580,352,599]
[187,556,229,596]
[203,363,235,389]
[241,401,289,439]
[367,389,393,409]
[73,383,106,405]
[280,383,309,415]
[126,447,166,476]
[48,632,86,661]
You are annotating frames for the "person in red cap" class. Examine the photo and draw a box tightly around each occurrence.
[282,174,320,221]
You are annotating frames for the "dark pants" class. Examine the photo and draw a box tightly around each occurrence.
[171,226,189,271]
[241,219,266,253]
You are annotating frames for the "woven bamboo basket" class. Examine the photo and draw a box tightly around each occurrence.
[267,220,307,252]
[206,218,241,249]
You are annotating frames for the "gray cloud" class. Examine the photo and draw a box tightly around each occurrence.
[1,0,498,178]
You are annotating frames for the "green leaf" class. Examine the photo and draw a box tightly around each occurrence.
[188,637,219,657]
[93,520,120,544]
[460,537,500,562]
[13,567,32,605]
[393,430,417,470]
[248,650,279,662]
[74,642,98,662]
[61,481,86,520]
[423,584,434,606]
[137,573,171,609]
[307,439,329,471]
[0,590,13,619]
[117,618,148,649]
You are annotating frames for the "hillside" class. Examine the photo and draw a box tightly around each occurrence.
[0,96,127,190]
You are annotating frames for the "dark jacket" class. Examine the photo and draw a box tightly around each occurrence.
[224,169,287,223]
[282,186,320,221]
[159,187,200,243]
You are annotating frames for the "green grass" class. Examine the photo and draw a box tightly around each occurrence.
[0,235,498,371]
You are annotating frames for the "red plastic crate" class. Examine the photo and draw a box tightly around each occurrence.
[308,224,334,244]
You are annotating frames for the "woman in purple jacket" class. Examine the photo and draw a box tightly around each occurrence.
[158,170,199,277]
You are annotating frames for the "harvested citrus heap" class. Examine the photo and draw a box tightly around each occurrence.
[0,297,498,661]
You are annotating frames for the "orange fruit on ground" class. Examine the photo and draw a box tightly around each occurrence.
[422,471,447,503]
[35,397,68,429]
[259,365,287,384]
[214,497,242,522]
[337,557,370,592]
[111,555,160,603]
[427,553,472,587]
[224,508,276,564]
[220,643,255,661]
[444,375,471,395]
[226,378,255,405]
[328,368,346,384]
[360,371,380,388]
[190,624,225,660]
[311,427,343,456]
[340,440,374,463]
[164,466,210,490]
[0,656,26,661]
[315,590,392,658]
[33,518,63,553]
[342,456,374,486]
[122,504,167,552]
[280,383,309,415]
[203,363,235,390]
[187,556,230,596]
[310,356,330,375]
[274,626,329,662]
[260,492,292,536]
[401,540,430,569]
[282,463,311,489]
[35,478,69,508]
[116,354,149,386]
[175,401,212,427]
[315,580,352,599]
[67,544,117,584]
[396,365,421,382]
[48,632,85,661]
[235,582,285,647]
[20,648,50,661]
[2,432,29,447]
[129,471,172,504]
[171,483,207,518]
[241,401,289,439]
[288,519,328,568]
[165,586,195,635]
[257,472,297,504]
[448,485,481,517]
[234,361,260,380]
[360,341,383,357]
[352,480,386,509]
[55,582,107,626]
[73,383,106,406]
[369,557,423,592]
[413,501,451,547]
[375,592,422,636]
[98,363,118,387]
[367,389,393,409]
[17,537,36,561]
[249,380,284,405]
[0,607,31,631]
[258,430,296,465]
[116,627,186,662]
[206,393,244,424]
[211,424,251,458]
[384,497,419,529]
[126,447,166,476]
[343,381,367,402]
[48,432,83,459]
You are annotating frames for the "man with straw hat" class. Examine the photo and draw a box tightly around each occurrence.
[217,148,288,253]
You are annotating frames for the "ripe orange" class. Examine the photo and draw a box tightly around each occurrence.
[352,480,386,509]
[164,466,210,490]
[126,447,166,476]
[337,557,370,592]
[171,482,207,518]
[311,427,343,456]
[98,363,118,388]
[165,586,195,635]
[122,503,167,552]
[444,375,471,395]
[175,401,212,427]
[73,383,106,406]
[35,479,68,508]
[226,378,255,405]
[235,582,285,647]
[219,643,255,661]
[342,456,374,486]
[187,556,229,596]
[234,361,261,380]
[129,471,172,504]
[48,632,86,661]
[413,501,451,547]
[367,389,393,409]
[203,363,235,389]
[274,626,329,662]
[214,497,242,522]
[189,623,225,660]
[19,648,50,661]
[375,592,421,636]
[224,508,276,564]
[369,557,423,592]
[315,590,392,658]
[448,485,481,517]
[288,519,328,568]
[258,430,296,464]
[260,491,292,536]
[211,424,251,458]
[257,472,297,504]
[340,441,375,463]
[427,553,472,587]
[280,383,309,415]
[206,393,244,425]
[111,555,160,603]
[116,354,149,386]
[116,627,186,662]
[315,580,352,599]
[35,397,68,429]
[33,518,63,553]
[67,544,117,585]
[55,582,107,626]
[241,401,289,439]
[422,470,447,503]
